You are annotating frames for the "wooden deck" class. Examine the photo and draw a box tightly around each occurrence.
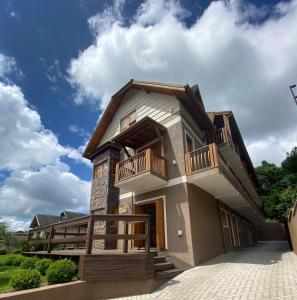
[26,214,155,281]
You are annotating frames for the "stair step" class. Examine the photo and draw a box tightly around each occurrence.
[154,256,166,263]
[150,250,159,257]
[155,268,183,280]
[154,262,174,272]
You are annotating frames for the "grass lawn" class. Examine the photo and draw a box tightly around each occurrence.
[0,255,19,293]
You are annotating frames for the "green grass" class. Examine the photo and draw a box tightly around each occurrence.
[0,255,48,293]
[0,255,20,293]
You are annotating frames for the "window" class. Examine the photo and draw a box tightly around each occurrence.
[220,209,228,227]
[186,133,194,153]
[120,110,136,132]
[93,160,108,179]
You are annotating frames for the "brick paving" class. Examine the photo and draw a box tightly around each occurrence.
[114,241,297,300]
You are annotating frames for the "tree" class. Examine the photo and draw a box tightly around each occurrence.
[0,219,22,250]
[256,147,297,223]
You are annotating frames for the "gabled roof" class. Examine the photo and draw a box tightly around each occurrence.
[29,214,60,229]
[60,210,88,221]
[83,79,214,159]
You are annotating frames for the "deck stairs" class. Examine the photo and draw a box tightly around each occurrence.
[151,250,184,280]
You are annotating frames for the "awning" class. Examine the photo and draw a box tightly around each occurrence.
[112,117,166,149]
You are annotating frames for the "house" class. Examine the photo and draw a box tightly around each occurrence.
[29,211,88,241]
[83,80,265,266]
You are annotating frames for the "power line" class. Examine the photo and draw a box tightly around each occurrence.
[289,84,297,105]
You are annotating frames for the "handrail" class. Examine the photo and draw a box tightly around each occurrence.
[28,214,151,254]
[185,143,218,174]
[115,148,167,182]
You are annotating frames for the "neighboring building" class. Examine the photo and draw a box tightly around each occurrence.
[83,80,265,266]
[29,211,87,240]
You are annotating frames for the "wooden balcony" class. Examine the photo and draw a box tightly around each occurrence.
[185,143,218,174]
[115,148,168,192]
[185,144,264,224]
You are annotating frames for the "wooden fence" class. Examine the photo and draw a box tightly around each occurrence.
[28,214,151,254]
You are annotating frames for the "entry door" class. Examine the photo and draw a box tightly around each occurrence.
[133,199,165,249]
[156,199,165,249]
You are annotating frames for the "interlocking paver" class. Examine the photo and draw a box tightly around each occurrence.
[112,241,297,300]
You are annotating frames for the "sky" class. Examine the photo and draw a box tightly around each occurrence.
[0,0,296,231]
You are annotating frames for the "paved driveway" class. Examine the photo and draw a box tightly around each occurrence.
[115,241,297,300]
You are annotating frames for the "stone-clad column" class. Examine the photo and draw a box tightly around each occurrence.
[89,144,121,249]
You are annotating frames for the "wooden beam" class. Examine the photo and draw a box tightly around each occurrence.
[123,146,131,158]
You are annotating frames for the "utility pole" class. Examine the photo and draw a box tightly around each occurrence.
[289,84,297,105]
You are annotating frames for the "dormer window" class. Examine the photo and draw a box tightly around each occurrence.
[120,109,136,132]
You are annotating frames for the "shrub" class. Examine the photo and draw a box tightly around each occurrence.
[5,254,25,266]
[20,256,39,269]
[46,259,77,284]
[36,258,53,276]
[0,248,7,255]
[12,248,22,254]
[10,269,42,290]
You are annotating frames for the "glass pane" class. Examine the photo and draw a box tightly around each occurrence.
[120,117,126,130]
[129,110,136,124]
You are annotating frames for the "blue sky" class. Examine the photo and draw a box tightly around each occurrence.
[0,0,296,230]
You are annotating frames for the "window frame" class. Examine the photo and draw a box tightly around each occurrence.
[93,159,108,179]
[185,131,195,153]
[120,109,137,132]
[220,208,229,228]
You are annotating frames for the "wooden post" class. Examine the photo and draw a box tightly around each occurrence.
[115,163,119,183]
[86,215,94,255]
[27,230,31,252]
[123,221,128,253]
[184,153,188,174]
[146,148,152,171]
[145,217,150,254]
[47,225,55,254]
[212,143,218,166]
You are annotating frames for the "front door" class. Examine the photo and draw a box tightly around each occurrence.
[133,199,165,249]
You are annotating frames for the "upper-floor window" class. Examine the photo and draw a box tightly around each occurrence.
[120,110,136,132]
[93,160,108,179]
[185,133,194,153]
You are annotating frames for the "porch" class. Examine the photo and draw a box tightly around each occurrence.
[113,117,168,192]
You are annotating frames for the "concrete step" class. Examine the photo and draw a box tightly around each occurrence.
[153,256,166,264]
[155,268,183,280]
[154,261,175,272]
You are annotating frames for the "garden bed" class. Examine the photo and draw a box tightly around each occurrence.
[0,254,77,294]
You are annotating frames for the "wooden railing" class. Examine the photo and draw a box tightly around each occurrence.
[215,127,230,144]
[185,143,218,174]
[115,148,167,182]
[28,214,151,254]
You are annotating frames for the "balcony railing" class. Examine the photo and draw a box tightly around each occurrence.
[185,143,218,174]
[215,127,241,158]
[115,148,167,183]
[27,214,151,254]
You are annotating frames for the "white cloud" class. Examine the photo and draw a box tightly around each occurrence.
[0,54,16,79]
[68,0,297,166]
[0,57,91,231]
[0,83,68,171]
[0,163,90,220]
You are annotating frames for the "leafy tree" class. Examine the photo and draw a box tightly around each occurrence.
[0,219,24,250]
[256,147,297,223]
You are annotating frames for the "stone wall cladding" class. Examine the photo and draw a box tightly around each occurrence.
[90,146,120,249]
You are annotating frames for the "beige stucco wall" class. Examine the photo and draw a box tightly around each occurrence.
[133,183,195,266]
[187,183,225,265]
